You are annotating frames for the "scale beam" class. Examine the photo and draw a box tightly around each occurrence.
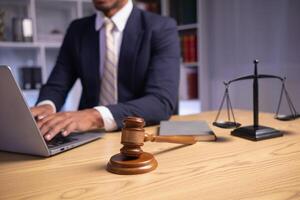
[257,74,284,81]
[227,74,283,86]
[227,75,255,85]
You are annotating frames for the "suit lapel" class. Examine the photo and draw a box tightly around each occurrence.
[118,7,144,93]
[81,15,100,105]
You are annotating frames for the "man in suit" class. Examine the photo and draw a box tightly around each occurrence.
[31,0,180,141]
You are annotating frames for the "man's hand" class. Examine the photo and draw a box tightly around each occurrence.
[31,104,55,120]
[37,109,104,141]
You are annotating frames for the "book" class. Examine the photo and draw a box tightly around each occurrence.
[19,66,43,90]
[31,67,42,89]
[170,0,197,25]
[180,31,198,63]
[190,34,197,62]
[179,65,188,100]
[183,35,189,62]
[19,67,32,90]
[22,18,33,42]
[186,67,198,99]
[179,66,198,100]
[0,10,5,41]
[12,17,23,42]
[159,121,217,141]
[12,17,33,42]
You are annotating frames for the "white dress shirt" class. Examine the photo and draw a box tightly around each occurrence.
[38,0,133,131]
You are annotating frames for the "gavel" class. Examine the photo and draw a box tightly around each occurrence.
[120,117,197,157]
[107,117,198,175]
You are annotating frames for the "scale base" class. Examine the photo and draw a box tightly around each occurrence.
[231,125,283,141]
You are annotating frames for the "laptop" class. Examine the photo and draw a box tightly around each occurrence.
[0,65,103,157]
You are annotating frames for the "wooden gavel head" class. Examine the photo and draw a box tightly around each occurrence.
[120,117,146,158]
[120,116,198,158]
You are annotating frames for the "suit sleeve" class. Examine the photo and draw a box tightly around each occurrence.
[36,22,78,111]
[107,18,180,129]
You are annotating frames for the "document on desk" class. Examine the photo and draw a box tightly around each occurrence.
[159,121,217,141]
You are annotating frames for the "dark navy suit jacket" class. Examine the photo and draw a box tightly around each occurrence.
[37,7,180,129]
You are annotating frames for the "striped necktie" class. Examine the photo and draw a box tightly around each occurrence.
[100,18,118,106]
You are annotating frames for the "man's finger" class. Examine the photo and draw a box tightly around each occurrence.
[44,123,65,141]
[37,114,57,130]
[63,122,78,137]
[40,114,68,136]
[44,118,73,141]
[30,107,44,117]
[31,105,55,119]
[36,110,54,121]
[37,114,46,120]
[49,117,73,136]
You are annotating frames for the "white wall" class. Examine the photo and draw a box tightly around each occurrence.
[199,0,300,115]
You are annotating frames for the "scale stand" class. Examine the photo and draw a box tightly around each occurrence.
[213,60,299,141]
[231,60,282,141]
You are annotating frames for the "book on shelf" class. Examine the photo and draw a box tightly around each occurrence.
[19,67,43,90]
[12,17,33,42]
[170,0,197,25]
[0,9,5,41]
[19,67,32,90]
[31,67,42,89]
[180,31,198,63]
[179,66,199,100]
[186,67,198,99]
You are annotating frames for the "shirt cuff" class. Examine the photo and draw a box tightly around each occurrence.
[93,106,117,131]
[37,100,57,113]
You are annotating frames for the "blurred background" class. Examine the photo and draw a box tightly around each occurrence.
[0,0,299,116]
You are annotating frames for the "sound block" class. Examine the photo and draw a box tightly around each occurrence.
[107,152,158,175]
[231,125,283,141]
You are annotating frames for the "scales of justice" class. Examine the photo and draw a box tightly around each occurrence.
[213,60,299,141]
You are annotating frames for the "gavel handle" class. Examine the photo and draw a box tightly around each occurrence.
[144,134,197,145]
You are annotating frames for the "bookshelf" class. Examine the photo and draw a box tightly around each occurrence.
[0,0,95,109]
[136,0,201,114]
[0,0,201,114]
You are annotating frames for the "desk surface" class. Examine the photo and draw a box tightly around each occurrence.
[1,110,300,200]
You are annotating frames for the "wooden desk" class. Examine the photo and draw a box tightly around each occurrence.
[1,110,300,200]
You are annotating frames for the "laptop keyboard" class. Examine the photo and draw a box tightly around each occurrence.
[46,134,77,148]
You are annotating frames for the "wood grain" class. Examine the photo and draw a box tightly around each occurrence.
[1,110,300,200]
